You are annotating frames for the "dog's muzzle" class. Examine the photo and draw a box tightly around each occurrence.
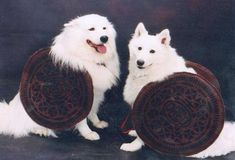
[87,40,107,54]
[137,60,145,69]
[100,36,108,43]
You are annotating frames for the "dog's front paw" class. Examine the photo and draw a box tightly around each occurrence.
[120,142,141,152]
[94,121,109,129]
[83,131,100,141]
[128,130,137,137]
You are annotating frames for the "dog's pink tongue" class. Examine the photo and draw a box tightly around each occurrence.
[97,45,106,54]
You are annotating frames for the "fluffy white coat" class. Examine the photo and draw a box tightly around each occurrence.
[120,22,235,158]
[0,14,120,141]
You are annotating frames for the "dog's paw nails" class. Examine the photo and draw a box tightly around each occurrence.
[94,121,109,129]
[83,131,100,141]
[128,130,137,137]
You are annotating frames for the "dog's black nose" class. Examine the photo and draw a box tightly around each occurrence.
[100,36,108,43]
[137,60,145,66]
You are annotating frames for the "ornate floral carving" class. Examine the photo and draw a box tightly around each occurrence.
[20,48,93,130]
[132,72,224,156]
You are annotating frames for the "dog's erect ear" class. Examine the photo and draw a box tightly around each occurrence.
[64,17,79,27]
[133,22,148,38]
[157,29,171,46]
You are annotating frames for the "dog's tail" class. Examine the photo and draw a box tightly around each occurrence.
[0,93,40,137]
[192,121,235,158]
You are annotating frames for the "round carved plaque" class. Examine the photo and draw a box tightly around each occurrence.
[186,61,220,91]
[132,72,224,156]
[20,48,93,130]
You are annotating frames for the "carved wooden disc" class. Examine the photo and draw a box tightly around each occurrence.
[132,72,224,156]
[20,48,93,130]
[186,61,220,91]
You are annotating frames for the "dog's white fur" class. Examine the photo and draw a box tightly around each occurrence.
[120,22,235,158]
[0,14,120,140]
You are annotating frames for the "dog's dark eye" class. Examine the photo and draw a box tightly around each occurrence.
[103,27,106,30]
[88,27,95,31]
[150,49,155,54]
[138,47,142,50]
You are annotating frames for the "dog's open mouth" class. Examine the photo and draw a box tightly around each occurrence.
[137,64,152,69]
[87,40,107,54]
[138,66,145,69]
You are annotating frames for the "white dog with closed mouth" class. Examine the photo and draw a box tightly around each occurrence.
[0,14,120,141]
[121,22,235,158]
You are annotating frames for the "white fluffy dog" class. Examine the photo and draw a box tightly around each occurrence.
[0,14,120,141]
[120,22,235,158]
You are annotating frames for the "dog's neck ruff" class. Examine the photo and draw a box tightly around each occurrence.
[131,66,152,80]
[133,73,148,80]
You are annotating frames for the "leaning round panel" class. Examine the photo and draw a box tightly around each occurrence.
[132,72,224,156]
[20,48,93,130]
[186,61,220,92]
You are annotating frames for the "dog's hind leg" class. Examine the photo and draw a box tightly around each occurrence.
[191,122,235,158]
[0,93,56,138]
[87,90,108,129]
[31,127,57,137]
[75,118,100,140]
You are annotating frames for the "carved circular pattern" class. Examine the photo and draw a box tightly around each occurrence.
[132,72,224,156]
[186,61,220,91]
[20,48,93,130]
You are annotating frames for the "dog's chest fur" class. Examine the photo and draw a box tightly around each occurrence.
[123,55,196,107]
